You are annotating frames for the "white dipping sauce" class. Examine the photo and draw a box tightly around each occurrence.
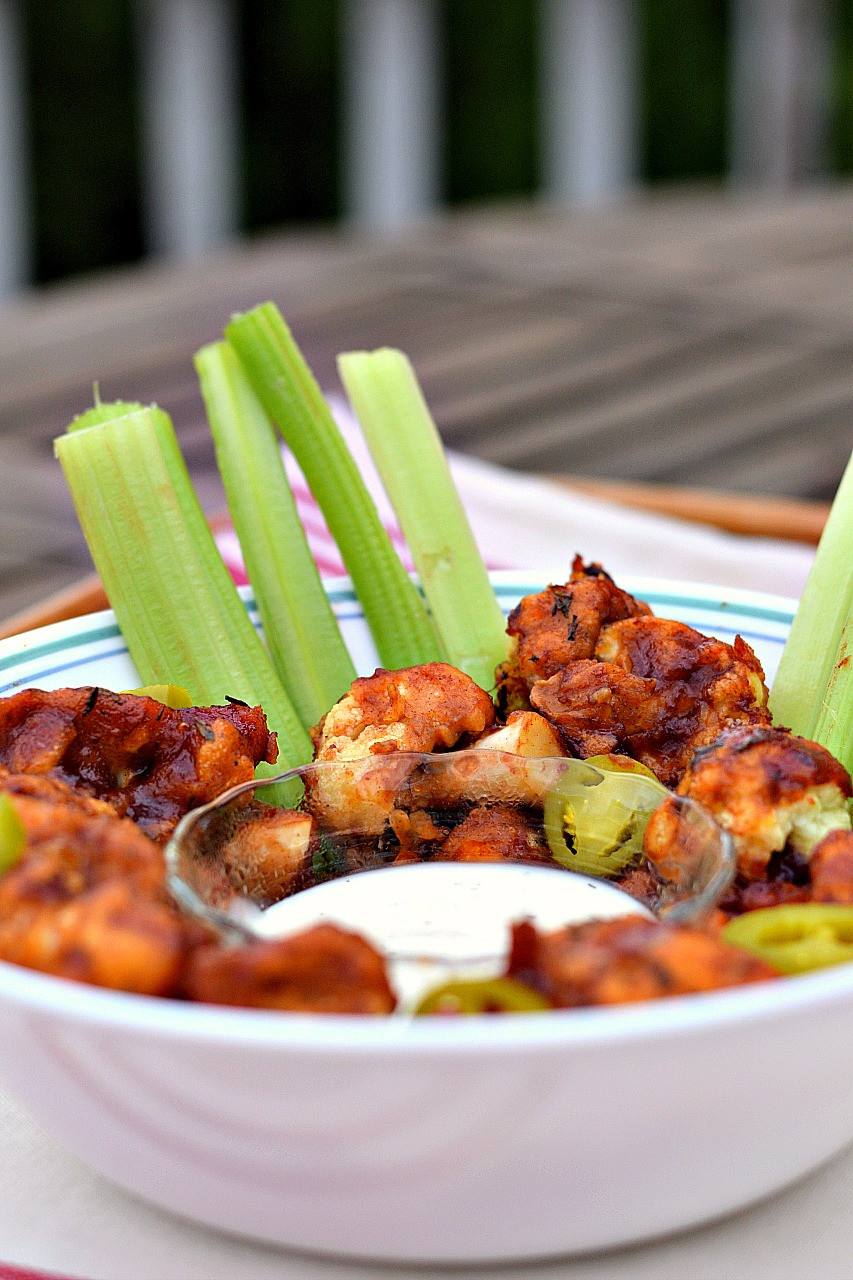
[254,862,652,1011]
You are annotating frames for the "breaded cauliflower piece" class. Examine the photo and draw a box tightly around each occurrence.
[436,804,550,864]
[506,915,777,1007]
[313,662,495,759]
[0,772,206,995]
[651,725,852,881]
[307,663,495,833]
[184,923,397,1014]
[810,829,853,903]
[495,557,651,712]
[473,711,567,759]
[531,617,770,787]
[0,687,278,842]
[391,714,569,817]
[216,805,316,902]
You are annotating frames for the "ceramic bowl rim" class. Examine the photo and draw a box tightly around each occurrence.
[1,945,852,1054]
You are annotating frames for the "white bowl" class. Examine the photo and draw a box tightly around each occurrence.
[1,955,852,1262]
[2,574,847,1264]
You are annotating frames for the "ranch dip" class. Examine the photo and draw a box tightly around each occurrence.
[253,861,651,1011]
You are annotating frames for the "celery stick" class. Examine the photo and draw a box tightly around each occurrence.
[769,449,853,772]
[224,303,441,671]
[811,619,853,774]
[68,398,145,429]
[338,348,507,691]
[54,404,313,791]
[195,342,356,729]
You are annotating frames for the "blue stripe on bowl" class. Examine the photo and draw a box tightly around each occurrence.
[0,623,123,675]
[0,646,131,695]
[0,577,793,696]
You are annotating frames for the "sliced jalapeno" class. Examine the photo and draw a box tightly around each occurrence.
[0,794,25,874]
[124,683,194,709]
[583,753,661,783]
[723,904,853,975]
[543,759,667,878]
[414,977,549,1015]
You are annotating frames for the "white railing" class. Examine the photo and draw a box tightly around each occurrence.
[541,0,639,201]
[0,0,836,296]
[137,0,240,256]
[730,0,833,186]
[341,0,442,227]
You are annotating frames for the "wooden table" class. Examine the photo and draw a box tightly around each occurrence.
[0,186,849,630]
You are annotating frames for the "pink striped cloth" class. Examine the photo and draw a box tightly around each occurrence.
[211,396,813,599]
[212,395,511,585]
[0,1268,75,1280]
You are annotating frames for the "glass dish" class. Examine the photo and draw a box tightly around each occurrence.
[165,751,735,948]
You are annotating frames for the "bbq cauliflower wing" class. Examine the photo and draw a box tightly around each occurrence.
[210,803,316,902]
[0,687,278,842]
[506,915,777,1007]
[651,724,852,881]
[0,772,206,994]
[184,923,396,1014]
[531,617,770,787]
[495,556,651,712]
[435,804,550,864]
[810,829,853,903]
[308,663,495,832]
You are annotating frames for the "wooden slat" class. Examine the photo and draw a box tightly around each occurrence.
[553,479,830,544]
[0,572,106,640]
[0,192,849,634]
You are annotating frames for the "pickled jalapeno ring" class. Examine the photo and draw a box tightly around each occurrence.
[0,794,25,874]
[124,683,194,709]
[414,977,550,1015]
[583,754,661,783]
[723,904,853,975]
[543,759,667,878]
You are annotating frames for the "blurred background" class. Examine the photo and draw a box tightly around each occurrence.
[0,1,851,627]
[2,0,851,289]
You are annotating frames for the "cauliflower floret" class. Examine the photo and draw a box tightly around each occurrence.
[473,711,567,759]
[810,829,853,903]
[0,773,205,995]
[531,617,770,787]
[393,712,570,810]
[659,725,852,881]
[312,663,495,760]
[0,687,277,843]
[184,923,397,1014]
[495,557,651,713]
[505,915,776,1007]
[307,663,495,833]
[218,806,315,901]
[436,805,550,864]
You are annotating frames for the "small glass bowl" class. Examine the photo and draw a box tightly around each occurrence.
[165,751,734,944]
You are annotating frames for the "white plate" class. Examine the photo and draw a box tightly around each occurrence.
[3,574,852,1266]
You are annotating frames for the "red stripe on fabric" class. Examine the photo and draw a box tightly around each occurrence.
[291,508,340,543]
[289,483,409,550]
[287,481,318,506]
[309,555,348,577]
[0,1265,80,1280]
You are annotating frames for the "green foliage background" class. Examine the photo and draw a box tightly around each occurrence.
[20,0,853,284]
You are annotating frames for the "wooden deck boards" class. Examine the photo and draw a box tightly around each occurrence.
[0,187,850,625]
